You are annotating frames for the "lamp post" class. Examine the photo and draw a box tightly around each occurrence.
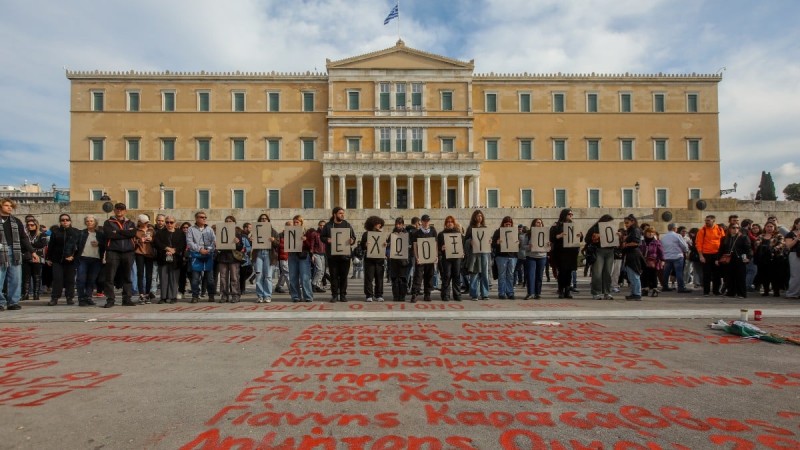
[720,182,738,196]
[634,181,640,208]
[159,182,165,210]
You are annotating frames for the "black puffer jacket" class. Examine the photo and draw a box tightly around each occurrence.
[47,225,80,263]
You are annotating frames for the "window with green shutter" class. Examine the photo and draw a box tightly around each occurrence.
[656,189,668,207]
[395,83,406,110]
[689,188,701,200]
[197,139,210,160]
[486,140,498,160]
[162,139,175,161]
[553,139,566,160]
[485,93,497,112]
[620,93,631,112]
[347,91,360,110]
[302,92,314,112]
[519,93,531,112]
[302,189,314,209]
[302,140,315,160]
[587,93,598,112]
[163,91,175,111]
[198,92,210,112]
[411,128,422,152]
[233,92,245,112]
[622,189,634,208]
[232,139,245,160]
[553,93,565,112]
[521,189,532,208]
[687,93,698,112]
[91,139,104,160]
[127,191,139,209]
[441,138,454,153]
[347,138,360,152]
[688,140,700,160]
[621,140,633,160]
[379,83,390,111]
[555,189,567,208]
[127,139,140,161]
[233,190,244,209]
[487,189,499,208]
[163,190,175,209]
[379,128,391,152]
[655,139,667,160]
[90,190,103,201]
[411,83,422,110]
[441,91,453,111]
[396,128,407,152]
[198,190,210,209]
[653,93,665,112]
[268,92,279,112]
[589,189,600,208]
[268,139,280,159]
[268,189,280,208]
[92,91,104,111]
[520,140,532,160]
[127,92,139,112]
[587,139,599,160]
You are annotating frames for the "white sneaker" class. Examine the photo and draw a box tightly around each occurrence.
[257,298,265,303]
[265,298,271,303]
[366,297,373,302]
[176,293,183,300]
[376,297,384,302]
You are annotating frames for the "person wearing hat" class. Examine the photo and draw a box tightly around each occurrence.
[320,207,356,302]
[410,214,438,302]
[101,203,138,307]
[134,214,157,304]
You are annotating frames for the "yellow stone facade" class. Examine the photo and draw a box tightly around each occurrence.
[67,41,721,211]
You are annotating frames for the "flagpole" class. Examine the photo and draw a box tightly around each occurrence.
[397,0,401,41]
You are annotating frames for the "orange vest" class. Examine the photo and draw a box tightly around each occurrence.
[696,224,725,254]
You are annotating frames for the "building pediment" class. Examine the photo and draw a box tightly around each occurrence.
[327,40,474,71]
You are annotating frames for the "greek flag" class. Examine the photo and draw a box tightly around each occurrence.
[384,4,398,25]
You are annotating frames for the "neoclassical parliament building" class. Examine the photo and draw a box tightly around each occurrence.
[67,41,721,211]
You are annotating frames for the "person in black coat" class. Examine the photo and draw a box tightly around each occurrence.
[46,214,80,305]
[549,209,579,299]
[153,216,187,303]
[717,224,752,298]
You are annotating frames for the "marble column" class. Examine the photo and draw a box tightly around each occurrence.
[473,175,481,207]
[356,175,363,210]
[457,175,465,208]
[440,175,448,208]
[424,175,431,209]
[373,176,381,209]
[390,175,397,209]
[407,175,414,209]
[323,175,332,210]
[338,175,346,208]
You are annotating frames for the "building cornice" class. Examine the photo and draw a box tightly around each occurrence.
[326,40,475,70]
[474,72,722,82]
[65,69,328,81]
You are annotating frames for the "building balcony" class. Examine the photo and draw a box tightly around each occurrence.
[323,151,475,161]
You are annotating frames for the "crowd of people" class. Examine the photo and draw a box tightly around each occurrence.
[1,197,799,310]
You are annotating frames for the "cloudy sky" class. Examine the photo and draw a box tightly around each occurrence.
[1,0,798,199]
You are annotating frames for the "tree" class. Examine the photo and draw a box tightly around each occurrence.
[784,183,800,201]
[756,171,777,201]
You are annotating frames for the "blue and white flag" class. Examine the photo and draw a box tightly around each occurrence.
[384,4,398,25]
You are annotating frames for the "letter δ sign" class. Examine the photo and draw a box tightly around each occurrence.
[563,223,581,248]
[499,227,519,253]
[444,234,464,259]
[251,223,272,249]
[415,237,437,264]
[215,223,237,250]
[529,227,549,252]
[331,228,351,256]
[284,226,304,253]
[599,223,618,248]
[366,232,387,259]
[471,229,492,254]
[389,233,409,260]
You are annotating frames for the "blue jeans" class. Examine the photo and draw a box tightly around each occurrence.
[625,266,642,296]
[76,256,103,300]
[254,251,274,299]
[191,270,215,298]
[745,260,757,289]
[0,248,22,307]
[526,257,546,296]
[662,258,686,291]
[590,248,615,296]
[469,253,490,299]
[288,254,313,301]
[495,256,517,297]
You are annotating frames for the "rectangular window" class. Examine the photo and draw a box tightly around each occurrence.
[411,83,422,110]
[127,91,139,112]
[587,139,599,160]
[268,92,280,112]
[395,83,406,110]
[267,139,280,160]
[162,91,175,112]
[197,91,210,112]
[232,190,245,209]
[521,189,533,208]
[487,189,499,208]
[232,91,245,112]
[688,139,700,160]
[622,189,634,208]
[620,92,632,112]
[379,128,391,152]
[347,91,360,110]
[554,189,567,208]
[689,188,701,200]
[89,190,103,201]
[441,138,454,153]
[519,139,532,160]
[553,139,566,160]
[163,190,175,209]
[232,139,245,160]
[621,139,634,160]
[519,93,531,112]
[586,93,598,112]
[126,190,139,209]
[654,139,667,160]
[653,93,665,112]
[267,189,280,209]
[198,190,210,209]
[302,92,314,112]
[485,92,497,112]
[687,93,698,113]
[197,139,211,160]
[90,138,104,160]
[395,128,407,152]
[588,189,601,208]
[161,138,175,161]
[302,189,315,209]
[126,138,140,161]
[441,91,453,111]
[656,189,668,207]
[347,138,360,152]
[302,139,315,160]
[486,140,498,160]
[411,128,422,152]
[379,83,390,111]
[553,93,565,112]
[91,91,104,111]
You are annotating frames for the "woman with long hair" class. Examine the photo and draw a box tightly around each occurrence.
[253,213,278,303]
[75,215,105,306]
[524,218,548,300]
[360,215,386,302]
[465,209,490,300]
[21,217,47,301]
[621,214,644,301]
[437,215,463,301]
[586,214,615,300]
[784,218,800,299]
[388,217,411,302]
[288,215,314,303]
[549,209,579,299]
[492,216,517,299]
[640,227,665,297]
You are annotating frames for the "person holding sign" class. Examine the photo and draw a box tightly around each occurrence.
[388,217,411,302]
[549,209,579,299]
[410,214,438,302]
[523,218,548,300]
[437,216,463,301]
[186,211,216,303]
[320,207,356,303]
[585,214,616,300]
[492,216,518,300]
[287,215,314,303]
[215,216,245,303]
[464,210,491,301]
[252,213,278,303]
[359,216,387,302]
[622,214,645,301]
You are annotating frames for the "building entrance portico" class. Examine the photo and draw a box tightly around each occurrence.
[322,152,480,210]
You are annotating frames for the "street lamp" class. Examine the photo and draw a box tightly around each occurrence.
[720,182,738,196]
[159,182,165,210]
[634,181,640,208]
